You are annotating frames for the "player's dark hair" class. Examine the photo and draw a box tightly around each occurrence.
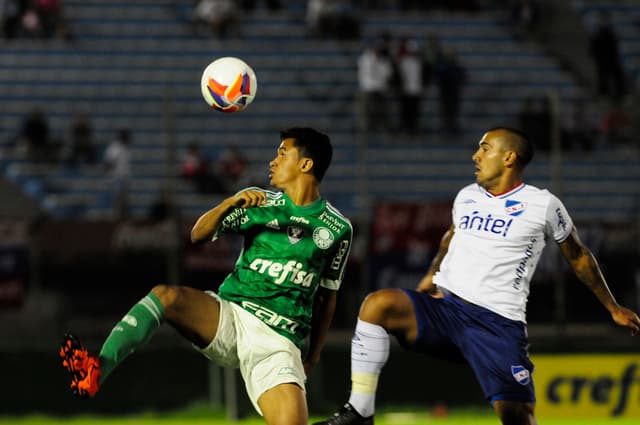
[280,127,333,181]
[487,126,534,168]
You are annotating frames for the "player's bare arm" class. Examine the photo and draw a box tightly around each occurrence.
[304,287,337,376]
[559,227,640,335]
[416,224,455,295]
[191,189,267,243]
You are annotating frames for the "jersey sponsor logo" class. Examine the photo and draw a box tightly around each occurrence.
[262,198,285,207]
[313,227,334,249]
[331,239,350,270]
[287,226,305,244]
[462,198,476,204]
[511,365,531,385]
[505,200,527,216]
[241,300,300,334]
[513,237,536,290]
[289,216,309,225]
[555,207,568,232]
[458,211,513,237]
[223,208,250,227]
[266,219,280,229]
[248,258,315,287]
[318,211,346,232]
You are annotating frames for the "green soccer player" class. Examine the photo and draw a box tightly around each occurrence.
[60,127,353,425]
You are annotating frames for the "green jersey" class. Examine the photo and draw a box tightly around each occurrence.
[214,187,353,348]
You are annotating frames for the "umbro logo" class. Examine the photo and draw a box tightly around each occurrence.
[266,219,280,229]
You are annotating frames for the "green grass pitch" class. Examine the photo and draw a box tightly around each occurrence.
[1,405,638,425]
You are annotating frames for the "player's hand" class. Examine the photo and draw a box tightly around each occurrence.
[416,275,444,298]
[611,305,640,336]
[303,353,320,376]
[228,189,266,208]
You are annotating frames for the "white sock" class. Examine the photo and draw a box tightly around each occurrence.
[347,319,389,417]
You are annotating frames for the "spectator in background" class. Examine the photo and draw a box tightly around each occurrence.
[517,95,551,151]
[435,47,466,134]
[36,0,61,38]
[357,33,396,133]
[599,99,632,146]
[65,113,96,165]
[561,99,597,151]
[18,107,54,161]
[18,5,42,38]
[104,129,132,219]
[509,0,539,40]
[1,0,23,39]
[306,0,360,40]
[218,146,251,192]
[590,11,626,101]
[240,0,281,12]
[396,37,424,136]
[181,142,225,194]
[192,0,240,39]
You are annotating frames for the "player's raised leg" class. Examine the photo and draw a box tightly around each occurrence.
[258,382,308,425]
[60,284,220,397]
[313,288,418,425]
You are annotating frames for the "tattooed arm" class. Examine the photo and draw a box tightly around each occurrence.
[559,227,640,335]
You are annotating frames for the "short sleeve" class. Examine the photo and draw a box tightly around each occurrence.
[319,227,353,291]
[545,194,573,243]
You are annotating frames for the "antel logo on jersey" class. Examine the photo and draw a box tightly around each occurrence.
[458,211,513,237]
[313,227,334,249]
[505,200,527,216]
[249,258,315,287]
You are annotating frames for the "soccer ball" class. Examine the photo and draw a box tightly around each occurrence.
[200,57,257,113]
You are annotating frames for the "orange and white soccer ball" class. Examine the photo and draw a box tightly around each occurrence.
[200,57,257,113]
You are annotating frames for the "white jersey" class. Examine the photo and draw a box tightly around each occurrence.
[433,182,573,323]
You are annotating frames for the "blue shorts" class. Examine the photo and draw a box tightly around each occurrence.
[398,288,536,404]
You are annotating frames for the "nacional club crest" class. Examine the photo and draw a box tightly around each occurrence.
[511,365,531,385]
[505,200,527,216]
[287,226,305,244]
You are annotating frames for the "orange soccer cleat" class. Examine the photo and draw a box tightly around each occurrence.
[59,333,101,398]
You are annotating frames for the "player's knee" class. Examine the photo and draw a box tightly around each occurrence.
[359,289,403,324]
[151,284,181,313]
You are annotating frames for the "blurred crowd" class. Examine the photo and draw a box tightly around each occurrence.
[1,0,72,40]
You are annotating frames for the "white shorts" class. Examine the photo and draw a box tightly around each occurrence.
[195,291,306,415]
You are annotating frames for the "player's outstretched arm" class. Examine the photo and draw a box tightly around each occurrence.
[559,227,640,335]
[191,189,266,243]
[416,224,454,295]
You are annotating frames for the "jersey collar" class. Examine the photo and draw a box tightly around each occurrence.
[478,182,525,199]
[283,192,326,214]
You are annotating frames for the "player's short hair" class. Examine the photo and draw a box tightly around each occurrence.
[280,127,333,181]
[487,127,534,169]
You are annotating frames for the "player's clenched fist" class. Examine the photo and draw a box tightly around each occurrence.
[230,189,267,208]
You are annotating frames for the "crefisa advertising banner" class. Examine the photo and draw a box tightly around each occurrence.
[533,354,640,419]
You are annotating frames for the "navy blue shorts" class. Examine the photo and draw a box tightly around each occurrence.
[398,288,535,404]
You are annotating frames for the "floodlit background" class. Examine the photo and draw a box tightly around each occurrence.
[0,0,638,422]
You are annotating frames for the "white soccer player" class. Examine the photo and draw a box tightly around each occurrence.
[314,127,640,425]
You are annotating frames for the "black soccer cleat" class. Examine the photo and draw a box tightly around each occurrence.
[312,403,374,425]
